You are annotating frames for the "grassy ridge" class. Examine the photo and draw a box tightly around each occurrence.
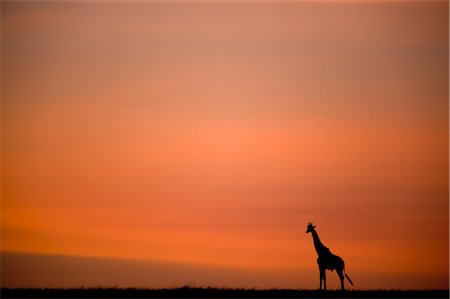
[1,287,448,298]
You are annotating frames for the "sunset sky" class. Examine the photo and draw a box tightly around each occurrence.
[1,0,448,290]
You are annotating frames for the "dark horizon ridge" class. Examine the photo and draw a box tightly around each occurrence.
[1,287,448,298]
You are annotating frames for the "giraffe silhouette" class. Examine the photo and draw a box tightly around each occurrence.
[306,222,353,290]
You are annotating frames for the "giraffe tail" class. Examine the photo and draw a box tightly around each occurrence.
[344,270,354,286]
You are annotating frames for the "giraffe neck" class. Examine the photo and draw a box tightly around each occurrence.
[311,229,329,256]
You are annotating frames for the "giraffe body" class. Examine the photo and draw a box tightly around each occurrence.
[306,223,353,290]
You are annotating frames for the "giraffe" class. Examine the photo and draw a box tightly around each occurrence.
[306,222,353,290]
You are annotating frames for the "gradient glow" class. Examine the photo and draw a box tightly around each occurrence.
[1,1,448,289]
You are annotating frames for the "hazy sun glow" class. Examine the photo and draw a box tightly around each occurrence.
[1,0,448,290]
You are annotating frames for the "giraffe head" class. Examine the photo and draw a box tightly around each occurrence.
[306,222,316,233]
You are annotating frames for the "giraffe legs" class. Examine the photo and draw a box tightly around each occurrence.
[319,268,326,290]
[319,268,322,290]
[337,269,345,290]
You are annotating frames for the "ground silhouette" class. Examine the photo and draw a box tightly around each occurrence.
[306,222,353,290]
[1,287,448,298]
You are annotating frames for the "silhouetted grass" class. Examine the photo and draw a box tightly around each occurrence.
[1,287,448,298]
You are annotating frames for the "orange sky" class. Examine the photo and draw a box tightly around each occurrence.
[1,0,448,290]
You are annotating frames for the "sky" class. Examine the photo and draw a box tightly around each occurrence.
[1,0,449,290]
